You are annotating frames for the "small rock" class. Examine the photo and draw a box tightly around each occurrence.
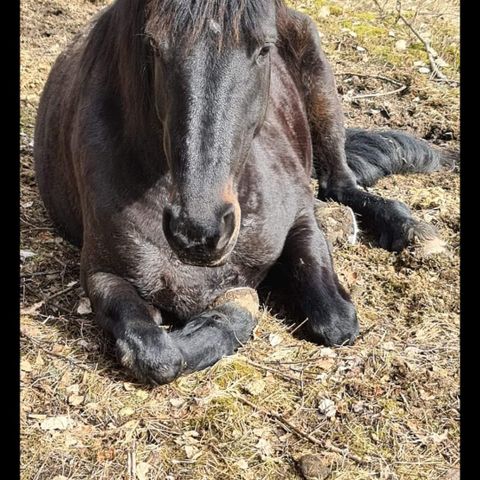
[77,297,92,315]
[298,453,331,480]
[418,67,431,74]
[395,39,407,51]
[356,46,366,52]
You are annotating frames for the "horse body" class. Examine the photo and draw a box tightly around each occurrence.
[34,0,455,384]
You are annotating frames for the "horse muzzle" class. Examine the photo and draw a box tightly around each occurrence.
[162,201,240,267]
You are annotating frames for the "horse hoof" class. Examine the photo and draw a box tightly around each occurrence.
[209,288,260,344]
[210,287,259,317]
[314,200,359,246]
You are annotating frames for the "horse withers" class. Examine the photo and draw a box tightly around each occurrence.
[34,0,456,384]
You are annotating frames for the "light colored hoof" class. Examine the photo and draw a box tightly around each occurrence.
[314,200,359,245]
[210,287,260,317]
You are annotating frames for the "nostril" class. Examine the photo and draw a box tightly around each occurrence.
[162,207,173,236]
[216,204,236,251]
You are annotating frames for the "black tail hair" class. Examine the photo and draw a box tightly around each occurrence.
[345,128,458,187]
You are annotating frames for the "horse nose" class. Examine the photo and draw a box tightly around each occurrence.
[163,203,237,263]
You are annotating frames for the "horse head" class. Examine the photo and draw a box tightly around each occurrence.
[146,0,278,266]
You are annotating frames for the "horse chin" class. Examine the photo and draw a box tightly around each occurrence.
[173,240,237,268]
[176,250,232,268]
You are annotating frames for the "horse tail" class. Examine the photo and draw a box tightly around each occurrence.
[345,128,458,187]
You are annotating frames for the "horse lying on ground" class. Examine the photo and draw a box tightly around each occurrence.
[34,0,456,384]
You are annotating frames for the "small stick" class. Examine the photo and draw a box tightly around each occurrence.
[240,357,314,384]
[336,72,407,100]
[235,394,368,466]
[44,281,79,302]
[351,84,407,100]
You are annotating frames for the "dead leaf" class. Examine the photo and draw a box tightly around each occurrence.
[66,384,80,395]
[255,437,274,460]
[243,379,266,396]
[20,301,44,316]
[20,250,36,262]
[431,430,449,444]
[40,415,75,431]
[184,444,200,460]
[68,394,84,406]
[136,390,149,400]
[236,459,249,470]
[21,359,33,372]
[96,447,116,462]
[318,399,336,418]
[316,358,336,370]
[169,398,186,408]
[444,467,460,480]
[382,341,396,351]
[119,407,135,417]
[34,352,45,367]
[64,434,79,447]
[319,347,337,358]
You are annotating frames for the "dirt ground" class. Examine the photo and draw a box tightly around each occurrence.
[20,1,460,479]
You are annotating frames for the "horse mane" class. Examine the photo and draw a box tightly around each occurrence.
[79,0,288,138]
[146,0,283,48]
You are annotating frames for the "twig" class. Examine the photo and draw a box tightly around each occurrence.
[235,394,368,466]
[127,440,136,480]
[336,72,407,100]
[20,270,63,279]
[44,281,79,302]
[240,357,314,384]
[351,84,407,100]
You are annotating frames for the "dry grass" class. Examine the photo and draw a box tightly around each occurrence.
[20,1,459,479]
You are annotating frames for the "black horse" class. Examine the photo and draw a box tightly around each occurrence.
[34,0,455,384]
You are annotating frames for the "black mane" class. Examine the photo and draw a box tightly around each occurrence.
[146,0,281,48]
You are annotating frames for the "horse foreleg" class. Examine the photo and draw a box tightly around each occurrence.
[85,271,186,384]
[85,271,257,384]
[277,214,359,346]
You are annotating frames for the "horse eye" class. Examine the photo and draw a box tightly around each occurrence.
[257,44,272,60]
